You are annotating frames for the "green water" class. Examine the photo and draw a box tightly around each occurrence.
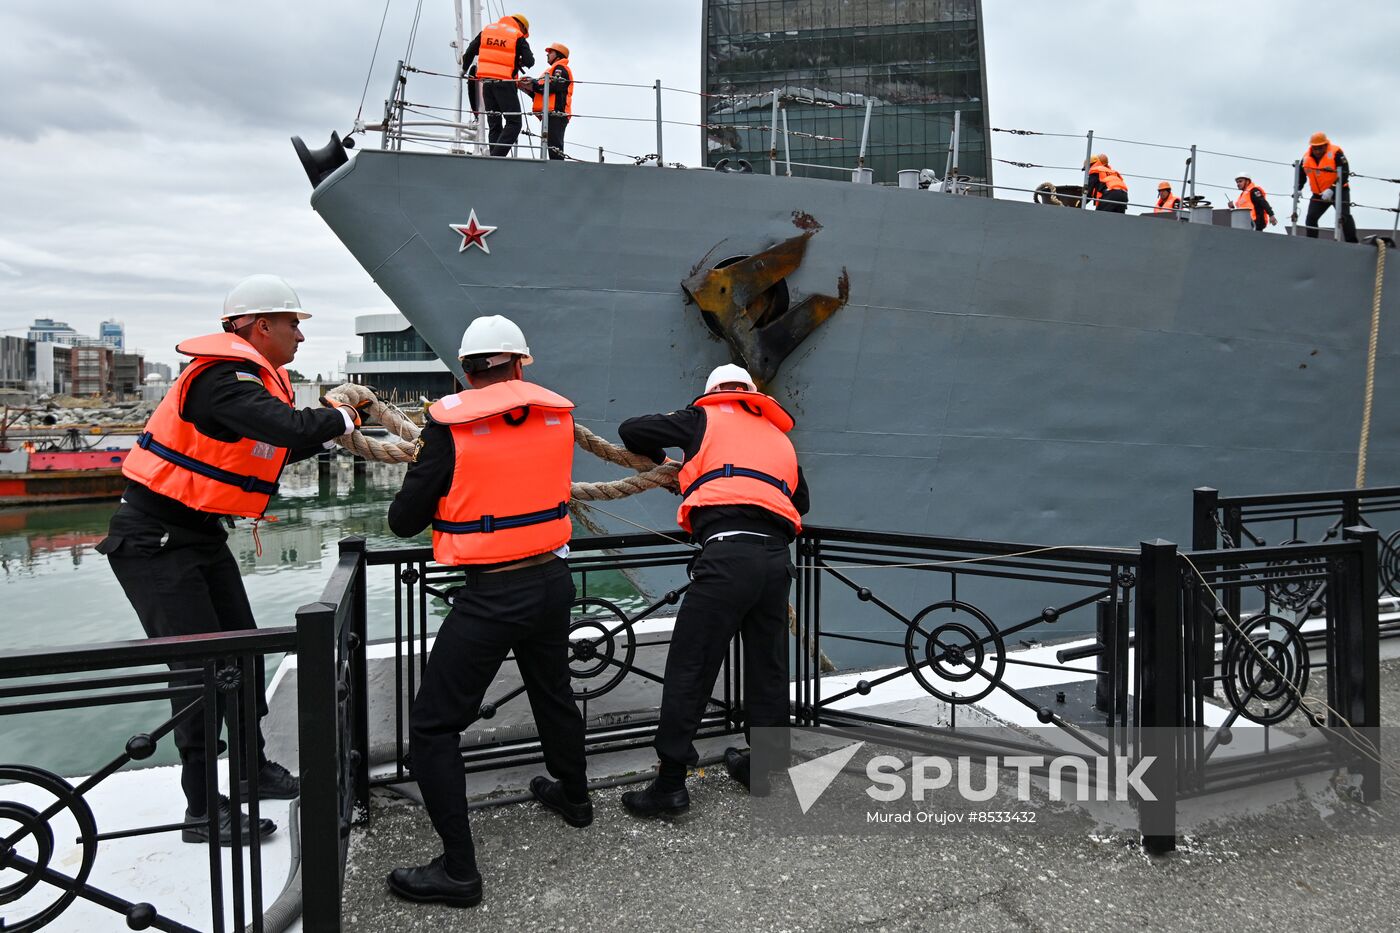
[0,460,644,778]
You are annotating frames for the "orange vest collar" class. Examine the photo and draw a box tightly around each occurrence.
[692,390,795,433]
[429,380,575,426]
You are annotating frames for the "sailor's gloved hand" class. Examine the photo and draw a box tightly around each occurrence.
[1268,215,1277,226]
[1321,188,1336,204]
[321,396,369,434]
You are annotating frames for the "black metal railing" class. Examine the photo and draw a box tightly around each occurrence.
[0,628,296,932]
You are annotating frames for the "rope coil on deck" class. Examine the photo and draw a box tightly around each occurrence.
[322,384,680,500]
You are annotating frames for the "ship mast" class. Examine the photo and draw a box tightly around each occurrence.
[452,0,488,155]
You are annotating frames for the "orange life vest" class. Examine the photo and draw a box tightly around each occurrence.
[677,390,801,535]
[122,333,294,519]
[1089,163,1128,202]
[477,17,523,80]
[427,380,575,566]
[1153,193,1181,213]
[1235,183,1267,223]
[531,58,574,116]
[1302,143,1341,195]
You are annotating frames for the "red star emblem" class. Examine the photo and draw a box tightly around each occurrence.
[449,209,497,254]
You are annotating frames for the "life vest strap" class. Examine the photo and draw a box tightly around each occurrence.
[136,432,280,496]
[432,501,570,535]
[681,464,792,499]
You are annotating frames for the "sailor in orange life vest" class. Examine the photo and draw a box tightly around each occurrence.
[98,275,363,845]
[1297,131,1357,242]
[1084,153,1129,214]
[1233,171,1277,232]
[1153,181,1181,214]
[462,12,534,157]
[384,315,589,909]
[616,364,810,816]
[518,41,572,160]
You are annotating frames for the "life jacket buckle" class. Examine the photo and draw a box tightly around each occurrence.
[480,514,495,533]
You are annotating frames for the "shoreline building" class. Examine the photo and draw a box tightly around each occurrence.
[344,312,456,403]
[701,0,992,187]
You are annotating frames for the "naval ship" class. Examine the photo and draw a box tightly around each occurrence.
[290,8,1400,561]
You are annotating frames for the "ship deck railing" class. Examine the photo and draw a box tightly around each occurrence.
[357,61,1400,239]
[2,489,1391,931]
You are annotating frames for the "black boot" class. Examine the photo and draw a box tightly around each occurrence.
[621,778,690,817]
[530,776,593,828]
[725,746,772,797]
[182,795,277,846]
[238,760,300,800]
[387,855,483,908]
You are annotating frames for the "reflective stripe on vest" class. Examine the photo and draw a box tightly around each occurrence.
[120,333,293,518]
[427,380,575,566]
[1154,193,1181,213]
[676,390,801,535]
[1235,183,1267,223]
[1089,164,1127,202]
[531,59,573,115]
[477,18,522,80]
[1302,144,1341,195]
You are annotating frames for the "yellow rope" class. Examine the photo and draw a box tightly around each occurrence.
[1356,239,1389,488]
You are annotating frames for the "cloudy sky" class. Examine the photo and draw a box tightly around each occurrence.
[2,0,1398,377]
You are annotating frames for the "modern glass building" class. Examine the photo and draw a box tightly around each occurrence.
[701,0,991,187]
[344,312,456,402]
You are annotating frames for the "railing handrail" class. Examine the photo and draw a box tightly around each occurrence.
[0,626,297,678]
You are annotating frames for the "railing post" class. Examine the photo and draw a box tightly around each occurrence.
[1188,143,1197,205]
[1094,598,1113,714]
[540,73,551,161]
[341,537,372,814]
[1291,159,1303,235]
[297,599,342,932]
[1191,488,1220,698]
[655,79,664,165]
[780,107,792,177]
[1081,130,1094,209]
[1136,539,1180,855]
[768,88,780,176]
[1341,526,1382,802]
[1334,177,1345,242]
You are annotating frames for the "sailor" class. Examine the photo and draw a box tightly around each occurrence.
[1085,154,1129,213]
[1233,172,1277,231]
[617,364,809,816]
[385,315,590,909]
[99,274,361,844]
[519,41,572,161]
[1153,181,1181,214]
[462,13,535,157]
[1297,132,1357,242]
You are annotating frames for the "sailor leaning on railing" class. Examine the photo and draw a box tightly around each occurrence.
[97,274,364,844]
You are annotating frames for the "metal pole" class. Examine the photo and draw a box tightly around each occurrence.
[1081,130,1094,209]
[1188,144,1197,204]
[781,107,792,177]
[452,0,466,152]
[540,73,551,161]
[598,145,604,163]
[1291,159,1303,235]
[471,1,486,155]
[655,79,665,166]
[1335,177,1345,242]
[948,110,961,193]
[857,98,873,170]
[1392,191,1400,239]
[1136,538,1181,855]
[769,89,780,176]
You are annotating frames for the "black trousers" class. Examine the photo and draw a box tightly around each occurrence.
[1304,194,1358,242]
[654,537,793,773]
[542,114,569,160]
[482,80,523,157]
[409,557,585,876]
[100,503,268,815]
[1095,190,1129,213]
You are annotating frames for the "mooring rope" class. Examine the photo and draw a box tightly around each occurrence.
[321,383,680,500]
[1356,238,1390,488]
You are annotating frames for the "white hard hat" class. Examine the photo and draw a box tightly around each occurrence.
[221,274,311,321]
[1235,170,1251,181]
[457,314,532,364]
[704,363,757,393]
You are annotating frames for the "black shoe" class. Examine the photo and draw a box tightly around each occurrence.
[182,795,277,846]
[238,760,300,800]
[621,779,690,818]
[530,776,593,828]
[387,856,483,908]
[725,746,771,797]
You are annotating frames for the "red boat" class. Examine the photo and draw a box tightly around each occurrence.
[0,408,133,507]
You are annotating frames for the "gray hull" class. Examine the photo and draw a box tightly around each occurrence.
[311,150,1400,551]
